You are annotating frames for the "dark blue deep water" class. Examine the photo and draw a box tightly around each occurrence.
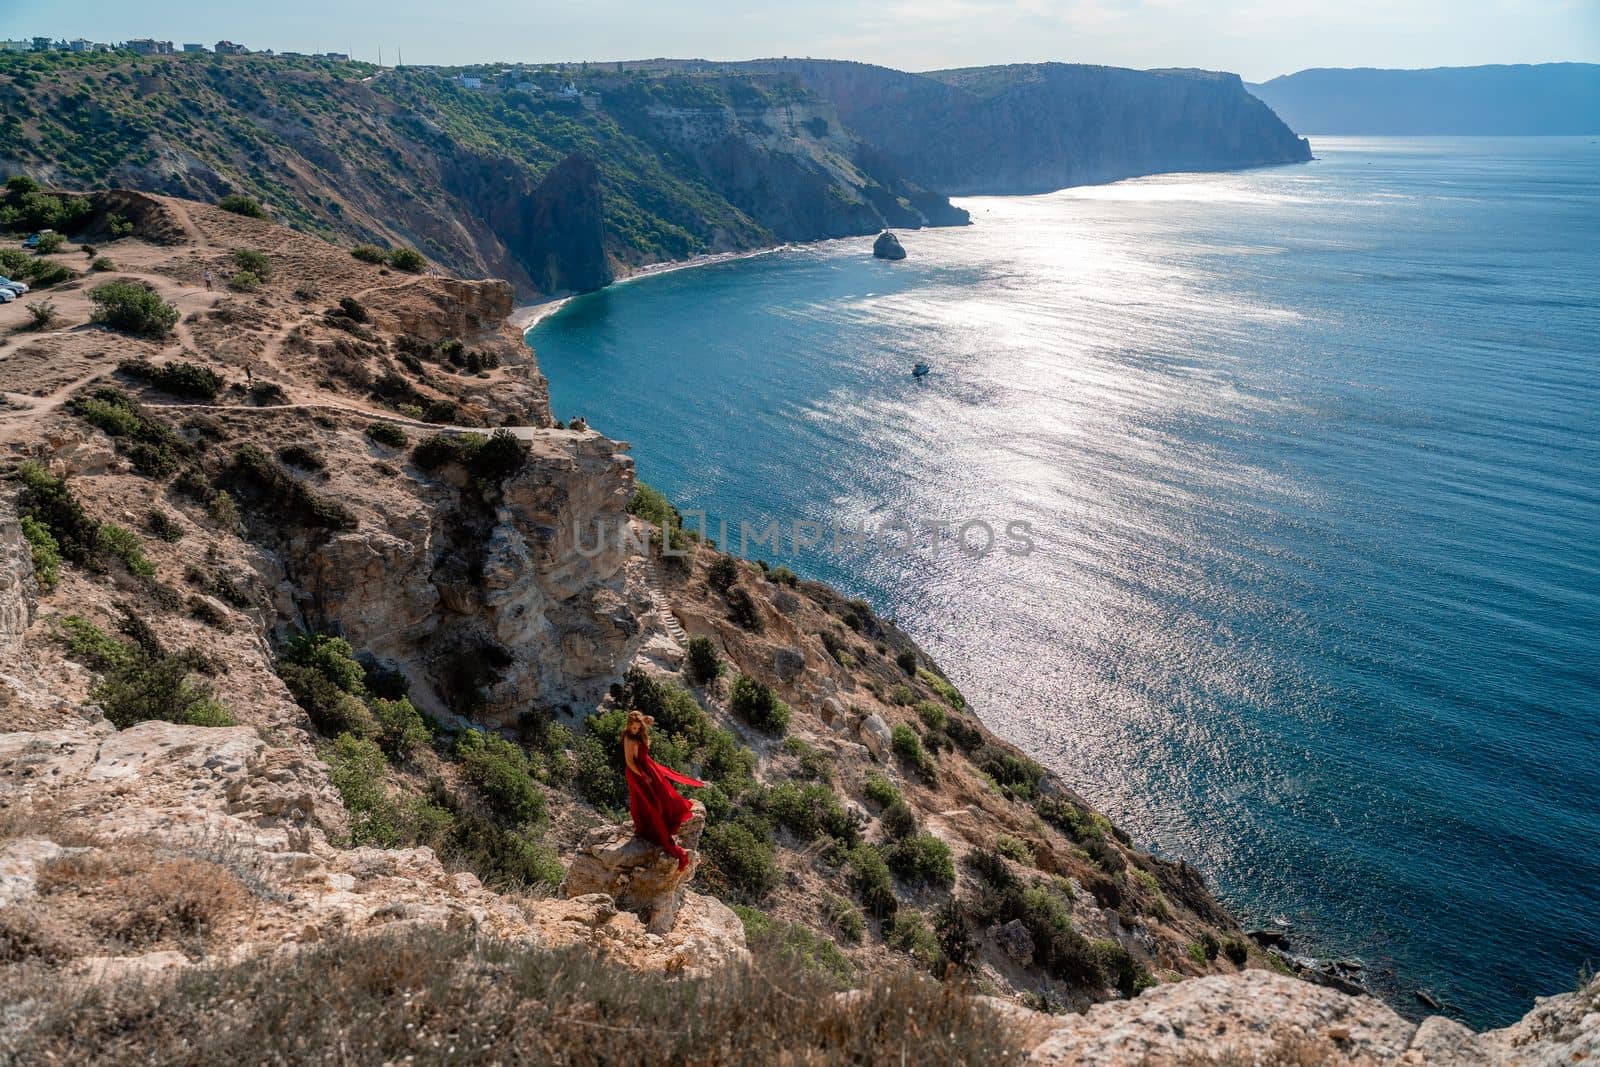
[529,137,1600,1027]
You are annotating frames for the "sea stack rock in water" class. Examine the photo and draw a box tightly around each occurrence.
[873,230,906,260]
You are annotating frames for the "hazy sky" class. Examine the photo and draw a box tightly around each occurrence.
[4,0,1596,82]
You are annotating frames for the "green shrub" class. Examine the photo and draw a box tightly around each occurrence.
[915,700,947,731]
[209,490,240,532]
[733,908,855,988]
[411,430,528,485]
[26,260,71,288]
[995,834,1033,864]
[890,723,937,784]
[1036,795,1099,842]
[1093,939,1155,997]
[107,212,134,239]
[964,850,1107,989]
[279,663,374,738]
[59,614,236,730]
[1223,937,1249,966]
[89,280,178,337]
[935,896,978,970]
[701,820,778,902]
[277,443,324,470]
[764,781,858,844]
[1082,834,1125,874]
[1186,941,1208,966]
[783,737,834,782]
[16,462,98,563]
[918,668,966,709]
[685,635,720,685]
[229,270,261,292]
[365,421,407,448]
[278,631,376,738]
[326,734,405,847]
[862,772,902,809]
[896,649,918,675]
[387,247,426,272]
[880,799,918,840]
[707,555,738,591]
[350,244,387,264]
[975,744,1043,800]
[418,782,565,891]
[218,194,266,218]
[20,515,60,589]
[888,684,915,706]
[371,697,429,760]
[69,386,193,478]
[90,256,114,271]
[5,175,39,195]
[230,443,356,531]
[884,832,955,888]
[846,844,897,919]
[23,299,57,330]
[821,891,864,942]
[728,675,789,734]
[725,587,762,631]
[944,715,985,752]
[231,248,272,279]
[456,729,544,825]
[337,296,368,322]
[767,565,798,587]
[33,231,63,254]
[95,523,154,577]
[885,910,945,974]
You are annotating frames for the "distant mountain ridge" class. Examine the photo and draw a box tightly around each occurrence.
[1248,63,1600,135]
[0,50,1311,297]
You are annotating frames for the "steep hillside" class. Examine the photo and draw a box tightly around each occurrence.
[2,190,1596,1065]
[0,51,963,297]
[0,190,1248,1013]
[729,60,1313,194]
[0,51,1316,300]
[1249,63,1600,135]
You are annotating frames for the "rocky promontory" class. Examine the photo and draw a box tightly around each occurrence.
[873,231,907,260]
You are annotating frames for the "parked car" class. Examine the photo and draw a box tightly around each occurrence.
[0,288,15,303]
[0,276,29,295]
[23,229,53,249]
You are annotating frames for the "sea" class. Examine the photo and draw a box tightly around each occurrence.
[527,136,1600,1027]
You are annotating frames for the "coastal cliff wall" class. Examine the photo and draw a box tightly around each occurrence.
[1,52,1307,297]
[744,60,1313,194]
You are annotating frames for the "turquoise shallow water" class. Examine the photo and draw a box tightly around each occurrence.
[528,137,1600,1027]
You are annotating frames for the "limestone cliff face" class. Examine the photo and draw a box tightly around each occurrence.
[743,60,1313,194]
[442,152,612,294]
[610,92,969,246]
[294,427,647,726]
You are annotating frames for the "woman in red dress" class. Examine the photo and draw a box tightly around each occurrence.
[623,710,705,871]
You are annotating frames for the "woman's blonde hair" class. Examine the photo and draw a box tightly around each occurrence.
[625,709,654,744]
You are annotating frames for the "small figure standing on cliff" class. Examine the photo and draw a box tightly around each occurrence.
[623,709,704,871]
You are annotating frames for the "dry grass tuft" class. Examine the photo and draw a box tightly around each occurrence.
[34,848,252,949]
[6,926,1028,1066]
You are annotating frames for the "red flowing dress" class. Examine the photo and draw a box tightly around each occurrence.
[625,736,705,865]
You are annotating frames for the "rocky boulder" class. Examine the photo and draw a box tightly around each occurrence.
[561,801,704,934]
[873,230,907,260]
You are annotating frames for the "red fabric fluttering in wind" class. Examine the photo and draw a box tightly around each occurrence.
[625,739,705,865]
